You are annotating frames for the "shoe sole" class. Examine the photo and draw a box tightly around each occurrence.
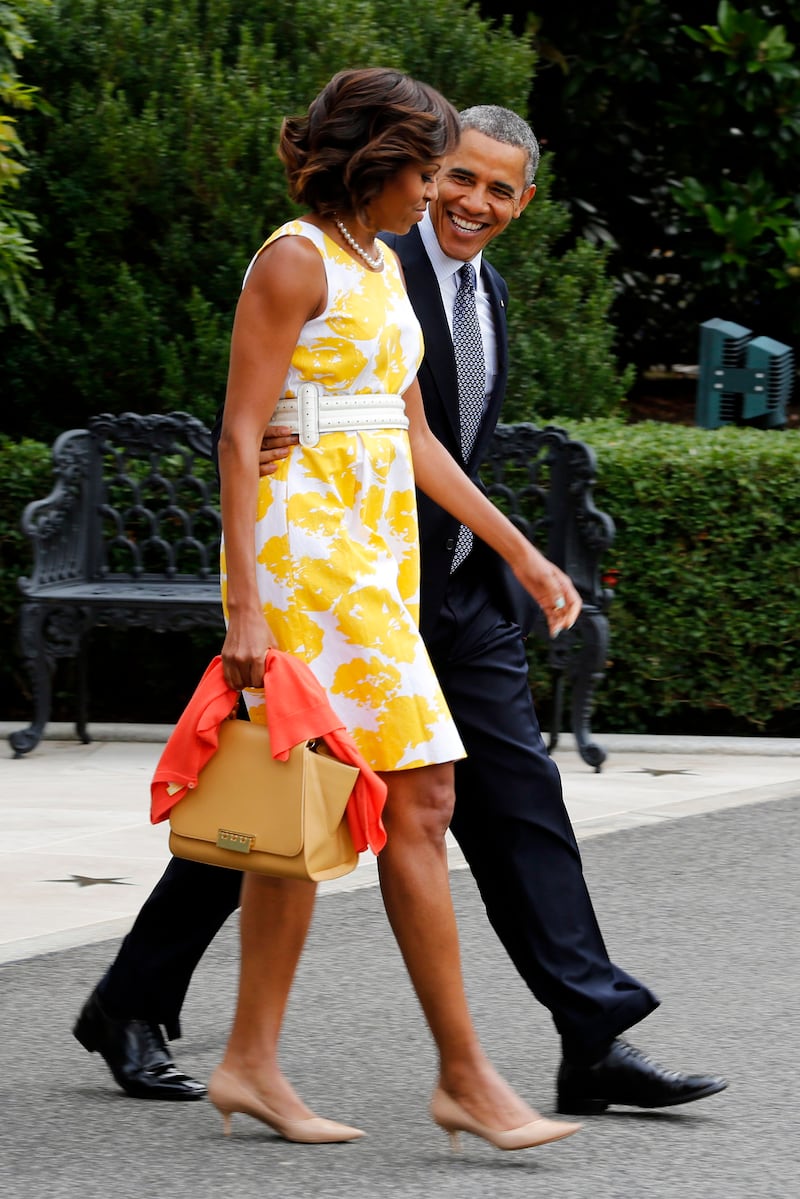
[557,1079,728,1115]
[122,1085,208,1101]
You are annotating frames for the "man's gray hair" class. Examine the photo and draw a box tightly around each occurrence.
[459,105,540,187]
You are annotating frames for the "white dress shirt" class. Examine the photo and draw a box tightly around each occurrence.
[417,209,498,406]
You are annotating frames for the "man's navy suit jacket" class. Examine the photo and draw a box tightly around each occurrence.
[382,225,534,642]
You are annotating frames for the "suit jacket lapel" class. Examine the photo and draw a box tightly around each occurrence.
[468,263,509,468]
[393,227,509,467]
[393,227,462,449]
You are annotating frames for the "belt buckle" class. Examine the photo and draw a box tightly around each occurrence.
[297,383,321,447]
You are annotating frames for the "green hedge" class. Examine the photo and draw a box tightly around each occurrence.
[558,419,800,735]
[0,435,47,626]
[2,423,799,734]
[0,435,50,720]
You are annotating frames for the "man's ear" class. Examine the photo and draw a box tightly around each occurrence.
[514,184,536,219]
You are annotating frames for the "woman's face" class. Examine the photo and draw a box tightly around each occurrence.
[367,161,441,234]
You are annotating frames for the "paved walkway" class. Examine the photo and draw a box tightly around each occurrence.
[2,723,798,965]
[2,726,799,1198]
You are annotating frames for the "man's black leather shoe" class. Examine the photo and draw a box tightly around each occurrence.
[73,989,207,1101]
[556,1039,728,1114]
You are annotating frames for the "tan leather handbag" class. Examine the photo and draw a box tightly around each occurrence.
[169,718,360,881]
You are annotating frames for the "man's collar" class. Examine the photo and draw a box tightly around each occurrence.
[418,209,483,284]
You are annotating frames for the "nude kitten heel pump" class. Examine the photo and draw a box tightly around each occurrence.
[430,1087,581,1152]
[208,1068,365,1144]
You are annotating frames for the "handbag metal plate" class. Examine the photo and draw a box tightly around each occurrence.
[216,828,255,854]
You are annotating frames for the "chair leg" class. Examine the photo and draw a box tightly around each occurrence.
[547,670,565,754]
[75,633,91,744]
[9,603,54,757]
[569,608,609,772]
[9,603,91,756]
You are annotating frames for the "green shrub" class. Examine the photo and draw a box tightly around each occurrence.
[2,423,799,735]
[0,434,49,717]
[0,0,50,330]
[553,419,800,734]
[0,434,48,623]
[2,0,629,441]
[489,158,634,423]
[513,0,800,367]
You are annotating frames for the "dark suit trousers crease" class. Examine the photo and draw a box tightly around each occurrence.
[428,561,659,1058]
[97,857,242,1039]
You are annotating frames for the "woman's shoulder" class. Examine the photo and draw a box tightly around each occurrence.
[243,220,327,287]
[264,218,328,251]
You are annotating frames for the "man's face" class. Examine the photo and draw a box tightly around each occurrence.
[428,128,535,262]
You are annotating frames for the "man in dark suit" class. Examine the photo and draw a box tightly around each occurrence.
[74,106,726,1115]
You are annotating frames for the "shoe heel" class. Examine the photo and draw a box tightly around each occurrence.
[72,1018,98,1054]
[446,1129,461,1153]
[209,1090,234,1137]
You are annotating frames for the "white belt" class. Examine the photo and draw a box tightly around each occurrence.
[269,383,408,447]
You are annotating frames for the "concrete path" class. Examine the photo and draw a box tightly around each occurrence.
[1,727,799,1197]
[2,724,798,964]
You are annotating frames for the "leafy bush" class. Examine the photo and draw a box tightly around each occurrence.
[0,434,47,623]
[0,434,48,716]
[1,0,629,442]
[0,0,50,328]
[554,419,800,734]
[2,422,799,735]
[501,0,800,368]
[489,157,634,422]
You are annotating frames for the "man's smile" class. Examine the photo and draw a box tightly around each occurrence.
[448,211,488,233]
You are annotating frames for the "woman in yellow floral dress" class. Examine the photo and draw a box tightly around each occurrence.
[213,67,581,1152]
[226,216,463,770]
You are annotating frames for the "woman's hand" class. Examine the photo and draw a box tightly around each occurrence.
[513,546,582,638]
[258,424,298,476]
[220,610,276,691]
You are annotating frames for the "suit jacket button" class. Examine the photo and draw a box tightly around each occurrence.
[445,538,455,550]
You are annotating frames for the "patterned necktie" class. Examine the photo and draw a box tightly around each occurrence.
[451,262,485,571]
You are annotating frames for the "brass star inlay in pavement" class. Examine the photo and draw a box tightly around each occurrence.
[627,768,698,778]
[45,875,133,888]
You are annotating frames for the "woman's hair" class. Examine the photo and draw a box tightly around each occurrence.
[279,68,460,217]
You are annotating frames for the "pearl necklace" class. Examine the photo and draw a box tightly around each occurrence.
[333,216,384,270]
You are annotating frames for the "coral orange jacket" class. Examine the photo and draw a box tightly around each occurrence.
[151,650,387,855]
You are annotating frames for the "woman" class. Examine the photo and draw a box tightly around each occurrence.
[212,67,582,1151]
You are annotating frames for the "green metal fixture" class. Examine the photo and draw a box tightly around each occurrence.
[695,318,794,429]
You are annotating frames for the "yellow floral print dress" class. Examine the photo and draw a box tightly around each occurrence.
[221,220,465,772]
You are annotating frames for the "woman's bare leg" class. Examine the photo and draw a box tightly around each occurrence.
[217,872,318,1119]
[377,763,541,1129]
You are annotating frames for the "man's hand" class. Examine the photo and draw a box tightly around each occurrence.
[258,424,298,476]
[513,548,582,639]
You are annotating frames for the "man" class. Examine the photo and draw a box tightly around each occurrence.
[74,106,726,1115]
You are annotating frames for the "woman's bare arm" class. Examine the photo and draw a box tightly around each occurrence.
[217,236,326,689]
